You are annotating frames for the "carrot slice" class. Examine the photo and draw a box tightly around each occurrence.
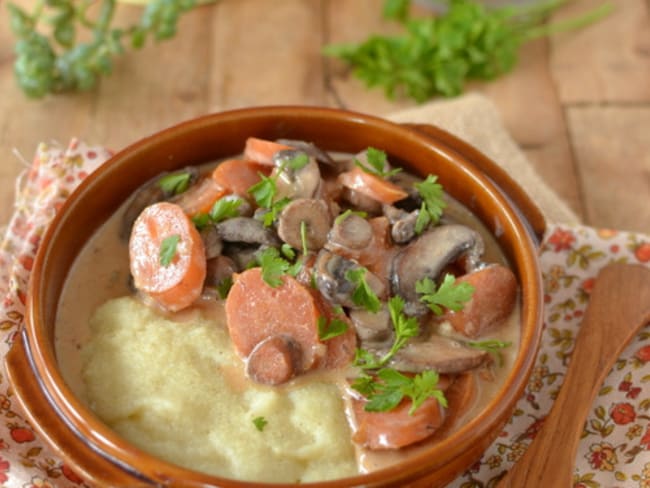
[338,166,408,205]
[441,264,517,338]
[225,267,326,371]
[172,176,228,217]
[351,394,446,450]
[129,202,207,312]
[211,159,271,196]
[243,137,293,165]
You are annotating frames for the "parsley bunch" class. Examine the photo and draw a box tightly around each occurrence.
[324,0,612,102]
[8,0,197,98]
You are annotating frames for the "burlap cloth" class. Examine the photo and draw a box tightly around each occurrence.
[0,93,648,487]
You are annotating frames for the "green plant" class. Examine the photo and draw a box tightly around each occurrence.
[324,0,613,102]
[7,0,197,98]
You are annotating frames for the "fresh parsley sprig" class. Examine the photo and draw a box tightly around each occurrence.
[8,0,198,98]
[416,274,475,315]
[414,175,446,234]
[256,247,300,288]
[317,316,349,341]
[324,0,612,102]
[467,339,512,366]
[159,234,180,267]
[345,267,381,313]
[158,171,192,196]
[354,147,401,178]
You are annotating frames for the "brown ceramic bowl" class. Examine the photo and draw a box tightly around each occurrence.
[6,106,544,487]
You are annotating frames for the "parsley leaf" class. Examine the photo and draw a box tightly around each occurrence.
[467,339,512,366]
[248,173,277,209]
[317,316,349,341]
[354,147,401,178]
[414,175,446,233]
[158,171,192,196]
[286,152,310,170]
[345,267,381,313]
[416,274,475,315]
[159,234,180,267]
[359,369,447,415]
[216,276,233,299]
[334,209,368,225]
[256,247,299,288]
[252,416,268,431]
[191,212,211,231]
[209,197,242,223]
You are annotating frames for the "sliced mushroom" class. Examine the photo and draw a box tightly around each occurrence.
[386,335,490,374]
[349,307,393,348]
[328,213,373,251]
[275,139,338,168]
[382,204,419,244]
[391,224,485,303]
[272,150,321,200]
[246,335,302,386]
[340,187,382,215]
[200,225,223,260]
[216,217,280,246]
[314,250,386,308]
[277,198,332,251]
[222,243,262,271]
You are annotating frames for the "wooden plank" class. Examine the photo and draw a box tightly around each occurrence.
[208,0,326,109]
[567,105,650,233]
[477,38,584,220]
[550,0,650,103]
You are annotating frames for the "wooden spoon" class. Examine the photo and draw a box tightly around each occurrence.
[497,263,650,487]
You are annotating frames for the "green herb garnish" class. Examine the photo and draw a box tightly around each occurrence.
[286,152,310,170]
[209,197,243,223]
[257,247,300,288]
[252,416,268,432]
[467,339,512,366]
[345,267,381,313]
[300,220,309,255]
[354,147,401,178]
[414,175,446,233]
[324,0,612,102]
[416,274,475,315]
[191,212,211,231]
[216,277,233,299]
[317,316,349,341]
[248,173,277,209]
[334,209,368,225]
[158,171,192,196]
[8,0,198,98]
[159,234,180,267]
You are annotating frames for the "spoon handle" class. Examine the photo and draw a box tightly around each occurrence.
[497,263,650,487]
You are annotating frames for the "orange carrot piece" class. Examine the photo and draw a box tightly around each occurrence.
[243,137,293,166]
[211,159,271,196]
[351,394,446,450]
[129,202,207,312]
[225,268,326,371]
[441,264,517,338]
[173,176,228,217]
[338,166,408,205]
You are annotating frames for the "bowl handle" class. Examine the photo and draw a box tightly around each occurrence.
[5,330,153,487]
[402,123,546,246]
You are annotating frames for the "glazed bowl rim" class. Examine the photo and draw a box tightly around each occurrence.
[23,105,543,487]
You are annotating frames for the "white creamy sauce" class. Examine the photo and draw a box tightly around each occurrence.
[55,163,521,481]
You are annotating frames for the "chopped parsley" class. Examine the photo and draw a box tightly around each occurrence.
[216,277,233,299]
[252,416,268,432]
[345,267,381,313]
[256,247,300,288]
[317,316,349,341]
[159,235,180,267]
[354,147,401,178]
[467,339,512,367]
[300,220,309,255]
[334,209,368,225]
[158,171,192,196]
[209,197,243,223]
[415,274,475,315]
[414,175,447,234]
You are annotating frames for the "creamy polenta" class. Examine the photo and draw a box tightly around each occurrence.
[80,296,357,483]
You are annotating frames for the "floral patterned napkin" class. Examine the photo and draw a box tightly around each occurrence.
[0,139,648,488]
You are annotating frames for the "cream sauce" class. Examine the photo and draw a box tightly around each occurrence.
[55,163,520,477]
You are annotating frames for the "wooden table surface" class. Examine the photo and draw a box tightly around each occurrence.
[0,0,648,233]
